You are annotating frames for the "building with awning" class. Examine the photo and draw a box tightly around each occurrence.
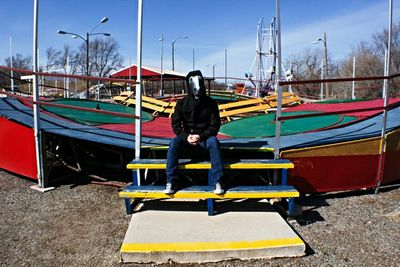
[110,64,186,81]
[110,65,188,95]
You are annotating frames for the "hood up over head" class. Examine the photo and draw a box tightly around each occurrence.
[186,70,206,99]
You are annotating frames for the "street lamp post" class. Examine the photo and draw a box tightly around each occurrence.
[171,35,188,94]
[207,63,219,91]
[58,17,110,98]
[9,36,14,94]
[206,64,217,78]
[159,34,165,96]
[313,32,328,99]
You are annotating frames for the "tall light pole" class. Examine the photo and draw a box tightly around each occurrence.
[58,17,110,98]
[171,35,188,94]
[9,36,14,94]
[224,49,228,89]
[313,32,328,99]
[207,63,219,90]
[159,34,165,96]
[192,48,195,71]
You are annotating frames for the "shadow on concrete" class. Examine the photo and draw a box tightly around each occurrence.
[137,198,277,215]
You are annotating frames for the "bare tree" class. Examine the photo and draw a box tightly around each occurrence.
[337,22,400,99]
[373,22,400,74]
[43,45,78,74]
[76,37,124,77]
[287,48,323,98]
[1,54,32,92]
[58,45,80,74]
[343,42,383,98]
[372,22,400,96]
[45,47,62,71]
[4,54,32,70]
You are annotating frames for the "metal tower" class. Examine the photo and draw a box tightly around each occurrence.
[248,17,276,97]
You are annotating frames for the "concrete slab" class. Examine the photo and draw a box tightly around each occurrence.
[120,199,305,263]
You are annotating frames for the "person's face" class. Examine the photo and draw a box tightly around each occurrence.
[188,75,202,97]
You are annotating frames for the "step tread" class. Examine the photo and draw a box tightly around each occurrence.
[119,185,299,199]
[127,159,294,170]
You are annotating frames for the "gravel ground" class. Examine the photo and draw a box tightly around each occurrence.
[0,169,399,267]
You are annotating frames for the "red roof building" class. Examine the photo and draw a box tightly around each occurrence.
[110,64,186,81]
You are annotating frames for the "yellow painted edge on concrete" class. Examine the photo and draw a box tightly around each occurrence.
[126,162,294,170]
[121,237,304,253]
[119,191,300,199]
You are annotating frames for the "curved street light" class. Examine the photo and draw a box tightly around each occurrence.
[313,32,328,99]
[57,17,110,98]
[171,35,188,94]
[171,35,188,71]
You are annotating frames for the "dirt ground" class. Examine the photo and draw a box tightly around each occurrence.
[0,169,399,267]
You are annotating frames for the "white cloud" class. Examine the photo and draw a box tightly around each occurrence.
[171,1,396,79]
[281,1,391,60]
[137,1,398,81]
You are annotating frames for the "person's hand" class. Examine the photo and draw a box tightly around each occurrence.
[187,134,200,145]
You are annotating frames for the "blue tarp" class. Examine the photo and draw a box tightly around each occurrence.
[1,97,399,150]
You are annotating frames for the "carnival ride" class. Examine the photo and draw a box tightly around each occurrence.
[1,67,399,194]
[0,4,399,197]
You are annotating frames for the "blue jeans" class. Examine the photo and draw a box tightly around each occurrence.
[166,135,223,186]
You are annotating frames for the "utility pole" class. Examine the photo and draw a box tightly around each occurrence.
[313,32,328,99]
[159,33,164,96]
[192,48,195,70]
[58,17,110,99]
[9,36,14,94]
[225,49,228,89]
[171,36,188,94]
[323,32,328,98]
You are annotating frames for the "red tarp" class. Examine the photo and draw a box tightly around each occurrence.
[287,98,400,118]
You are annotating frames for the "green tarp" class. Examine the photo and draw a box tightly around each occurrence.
[220,111,357,138]
[42,99,153,125]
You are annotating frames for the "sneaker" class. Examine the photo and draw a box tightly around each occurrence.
[213,183,224,195]
[164,183,174,194]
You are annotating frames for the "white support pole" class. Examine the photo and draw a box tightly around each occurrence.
[74,78,77,98]
[273,0,283,161]
[128,57,132,92]
[382,50,388,98]
[63,78,66,98]
[32,0,43,187]
[351,56,356,99]
[9,36,15,94]
[66,56,70,98]
[320,59,324,100]
[375,0,393,194]
[135,0,143,185]
[97,82,100,100]
[288,59,293,94]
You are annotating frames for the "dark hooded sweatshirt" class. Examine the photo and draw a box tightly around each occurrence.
[172,70,221,141]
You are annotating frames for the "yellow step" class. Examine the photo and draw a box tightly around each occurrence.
[126,159,294,170]
[119,185,300,199]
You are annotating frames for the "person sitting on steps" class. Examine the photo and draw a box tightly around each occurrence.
[164,70,224,195]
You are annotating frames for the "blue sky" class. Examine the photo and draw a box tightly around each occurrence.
[0,0,398,79]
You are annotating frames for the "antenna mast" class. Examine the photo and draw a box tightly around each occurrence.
[249,17,276,97]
